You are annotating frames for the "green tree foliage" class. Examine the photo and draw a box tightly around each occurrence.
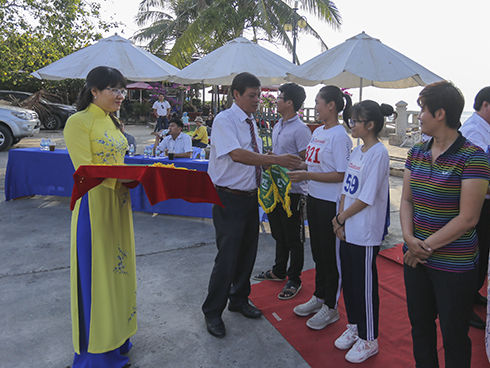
[134,0,342,68]
[0,0,117,93]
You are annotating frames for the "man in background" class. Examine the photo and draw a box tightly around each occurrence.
[152,93,171,132]
[154,119,192,158]
[459,86,490,329]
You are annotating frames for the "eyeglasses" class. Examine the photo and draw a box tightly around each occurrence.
[347,119,367,128]
[277,96,285,100]
[105,87,127,98]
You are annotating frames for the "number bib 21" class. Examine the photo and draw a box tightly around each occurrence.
[342,160,364,199]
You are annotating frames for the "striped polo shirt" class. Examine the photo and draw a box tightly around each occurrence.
[403,133,490,272]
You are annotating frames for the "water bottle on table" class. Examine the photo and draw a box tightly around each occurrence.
[200,148,206,160]
[128,144,135,157]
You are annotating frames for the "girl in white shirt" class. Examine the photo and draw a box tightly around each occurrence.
[332,100,392,364]
[288,86,352,331]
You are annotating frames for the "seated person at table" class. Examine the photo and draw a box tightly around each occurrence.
[192,116,209,148]
[155,119,192,158]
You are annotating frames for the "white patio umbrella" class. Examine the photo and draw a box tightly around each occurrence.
[172,37,296,86]
[287,31,443,100]
[32,35,180,82]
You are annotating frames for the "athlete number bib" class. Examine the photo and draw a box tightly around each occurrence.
[342,159,364,199]
[305,137,329,167]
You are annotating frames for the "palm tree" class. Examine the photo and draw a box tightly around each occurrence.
[134,0,341,68]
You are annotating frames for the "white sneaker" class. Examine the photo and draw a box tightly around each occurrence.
[293,296,323,317]
[345,338,379,363]
[335,324,359,350]
[306,304,339,330]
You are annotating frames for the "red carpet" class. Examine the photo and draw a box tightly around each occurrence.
[250,245,489,367]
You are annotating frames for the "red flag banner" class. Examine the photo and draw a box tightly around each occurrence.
[70,164,223,210]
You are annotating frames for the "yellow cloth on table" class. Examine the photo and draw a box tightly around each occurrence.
[64,103,137,354]
[258,165,292,217]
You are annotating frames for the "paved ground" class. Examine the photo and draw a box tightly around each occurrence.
[0,124,407,368]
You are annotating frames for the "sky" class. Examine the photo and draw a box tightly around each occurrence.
[95,0,490,112]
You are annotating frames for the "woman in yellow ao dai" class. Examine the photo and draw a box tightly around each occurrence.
[64,66,136,368]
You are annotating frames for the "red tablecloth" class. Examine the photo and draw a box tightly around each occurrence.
[70,164,222,210]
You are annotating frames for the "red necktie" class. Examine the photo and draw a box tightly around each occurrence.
[246,118,262,187]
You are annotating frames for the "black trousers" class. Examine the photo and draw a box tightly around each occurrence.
[192,141,207,148]
[404,263,477,368]
[268,193,304,285]
[307,195,341,309]
[202,189,259,318]
[154,116,168,132]
[475,199,490,291]
[340,241,379,341]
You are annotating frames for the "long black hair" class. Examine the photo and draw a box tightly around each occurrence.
[76,66,127,131]
[317,85,353,123]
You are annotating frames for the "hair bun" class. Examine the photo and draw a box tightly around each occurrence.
[380,103,394,117]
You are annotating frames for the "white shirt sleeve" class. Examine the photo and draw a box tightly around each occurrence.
[157,136,169,151]
[331,131,352,173]
[212,115,242,158]
[460,126,487,150]
[183,134,192,153]
[357,146,390,206]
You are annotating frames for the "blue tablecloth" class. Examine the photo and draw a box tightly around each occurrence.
[5,148,214,218]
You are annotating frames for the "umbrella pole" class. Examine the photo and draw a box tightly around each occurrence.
[356,78,363,146]
[359,78,363,102]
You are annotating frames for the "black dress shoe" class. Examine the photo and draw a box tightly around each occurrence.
[228,302,262,319]
[474,292,488,306]
[205,316,226,338]
[469,310,485,330]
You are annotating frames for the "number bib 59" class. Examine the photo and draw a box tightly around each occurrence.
[305,137,329,167]
[342,160,364,199]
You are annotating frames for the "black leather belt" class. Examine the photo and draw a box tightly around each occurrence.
[215,185,257,197]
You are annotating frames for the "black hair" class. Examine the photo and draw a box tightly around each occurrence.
[351,100,394,136]
[417,81,464,130]
[474,86,490,111]
[317,85,352,123]
[76,66,127,131]
[279,83,306,112]
[231,72,261,97]
[169,118,184,130]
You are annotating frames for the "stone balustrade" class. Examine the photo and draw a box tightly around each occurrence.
[389,101,421,147]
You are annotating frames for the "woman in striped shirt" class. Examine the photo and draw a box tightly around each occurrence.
[400,81,490,367]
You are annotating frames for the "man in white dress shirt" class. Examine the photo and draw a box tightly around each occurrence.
[156,119,192,158]
[459,86,490,329]
[202,72,302,338]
